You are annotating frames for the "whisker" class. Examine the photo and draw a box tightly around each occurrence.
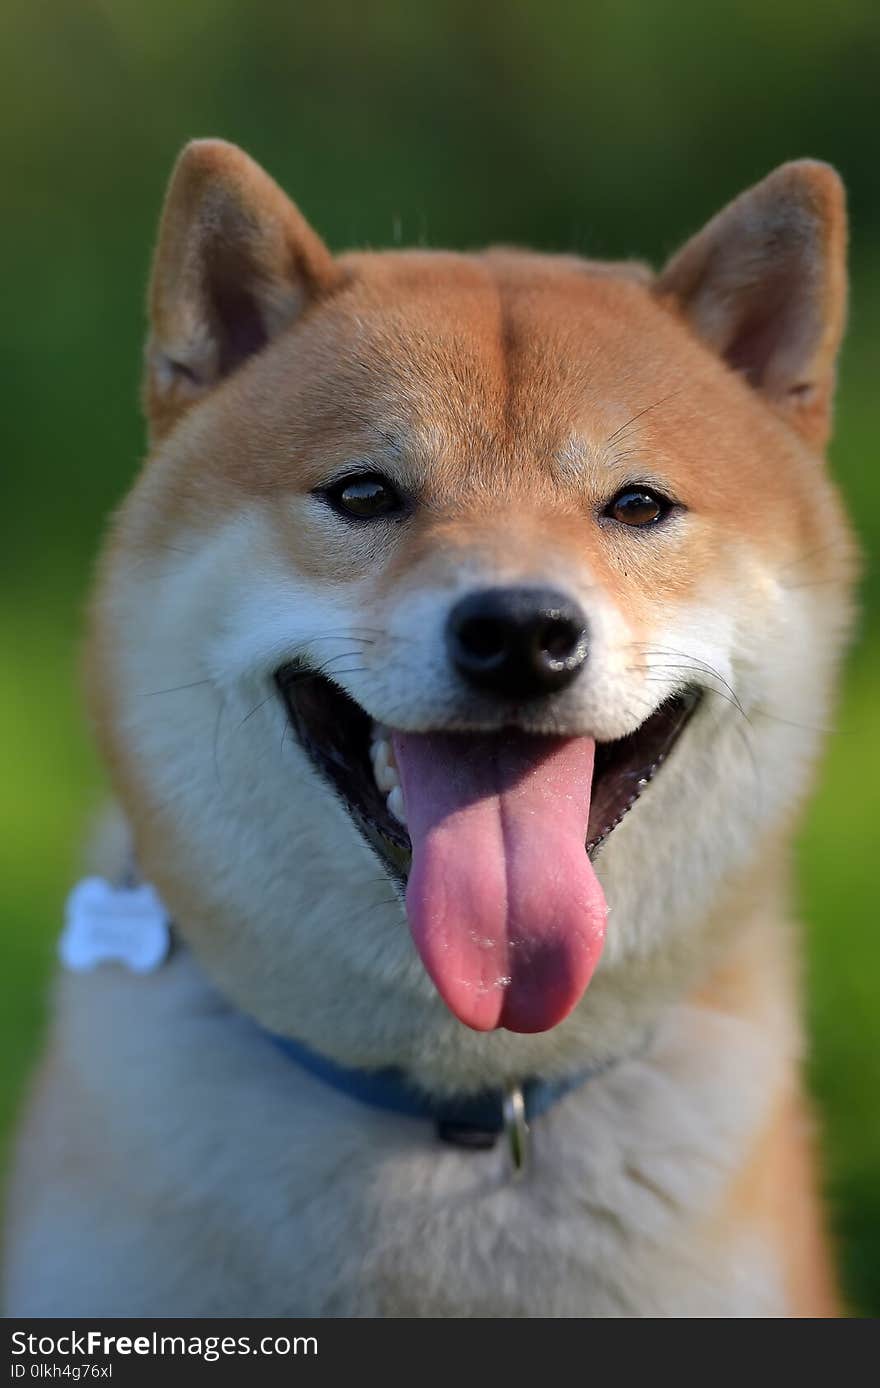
[237,694,275,729]
[280,652,370,684]
[732,720,762,813]
[144,678,213,698]
[606,447,650,469]
[637,659,741,699]
[312,651,369,668]
[605,390,681,447]
[640,675,747,720]
[751,708,833,735]
[299,634,376,646]
[354,896,405,920]
[779,577,849,592]
[777,541,848,574]
[315,667,367,680]
[634,653,831,735]
[630,643,741,686]
[212,694,227,791]
[632,648,746,718]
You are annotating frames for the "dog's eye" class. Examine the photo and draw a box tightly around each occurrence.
[603,487,672,528]
[321,472,404,520]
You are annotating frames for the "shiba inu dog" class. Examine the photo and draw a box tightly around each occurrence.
[3,142,856,1317]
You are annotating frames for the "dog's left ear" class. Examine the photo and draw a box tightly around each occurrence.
[657,161,847,448]
[145,139,343,440]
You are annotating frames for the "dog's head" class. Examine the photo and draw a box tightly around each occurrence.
[87,142,855,1085]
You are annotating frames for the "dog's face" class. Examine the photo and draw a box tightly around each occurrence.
[87,143,855,1084]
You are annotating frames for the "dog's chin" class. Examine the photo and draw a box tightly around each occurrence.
[274,666,701,887]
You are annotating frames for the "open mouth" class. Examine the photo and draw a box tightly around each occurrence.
[276,667,700,1033]
[276,668,699,874]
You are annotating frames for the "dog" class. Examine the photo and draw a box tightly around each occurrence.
[3,141,856,1317]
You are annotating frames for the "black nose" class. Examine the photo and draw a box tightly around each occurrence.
[447,587,589,699]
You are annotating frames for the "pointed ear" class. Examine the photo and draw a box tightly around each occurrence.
[145,139,342,439]
[657,161,847,448]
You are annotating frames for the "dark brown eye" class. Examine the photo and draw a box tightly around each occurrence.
[604,487,672,528]
[322,472,404,520]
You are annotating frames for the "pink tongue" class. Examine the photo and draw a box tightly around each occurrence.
[392,732,607,1034]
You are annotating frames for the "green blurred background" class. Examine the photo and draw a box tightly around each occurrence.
[1,0,878,1313]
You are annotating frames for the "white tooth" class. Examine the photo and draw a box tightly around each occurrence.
[387,784,407,825]
[375,762,400,793]
[370,738,400,792]
[370,739,389,773]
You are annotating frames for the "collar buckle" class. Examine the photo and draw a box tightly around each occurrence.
[503,1083,529,1178]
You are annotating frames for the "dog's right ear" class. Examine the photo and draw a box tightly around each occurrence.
[657,161,847,449]
[145,140,342,440]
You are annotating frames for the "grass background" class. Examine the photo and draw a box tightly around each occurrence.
[1,0,878,1313]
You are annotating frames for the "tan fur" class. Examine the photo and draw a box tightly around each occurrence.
[694,897,840,1316]
[3,142,857,1317]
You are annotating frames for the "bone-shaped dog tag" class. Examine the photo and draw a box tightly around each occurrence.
[59,876,170,973]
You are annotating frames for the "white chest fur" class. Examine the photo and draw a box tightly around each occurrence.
[5,954,787,1317]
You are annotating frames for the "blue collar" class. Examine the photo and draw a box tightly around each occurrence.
[265,1030,621,1154]
[63,872,632,1164]
[160,907,615,1154]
